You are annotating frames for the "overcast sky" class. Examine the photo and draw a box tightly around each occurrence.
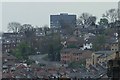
[1,2,118,32]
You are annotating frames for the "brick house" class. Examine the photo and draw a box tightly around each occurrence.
[2,33,25,53]
[66,36,84,48]
[60,48,92,63]
[86,51,116,69]
[60,48,82,63]
[110,42,118,51]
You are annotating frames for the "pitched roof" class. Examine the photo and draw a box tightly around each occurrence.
[2,53,17,60]
[30,63,40,69]
[61,48,83,54]
[3,61,16,67]
[67,36,78,42]
[2,73,14,78]
[94,51,115,58]
[16,63,27,69]
[95,51,114,55]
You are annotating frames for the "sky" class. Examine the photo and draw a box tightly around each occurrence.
[1,2,119,32]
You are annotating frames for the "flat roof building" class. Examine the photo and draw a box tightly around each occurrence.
[50,13,76,28]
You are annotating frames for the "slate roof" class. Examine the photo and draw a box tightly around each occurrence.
[61,48,83,54]
[94,51,115,58]
[95,51,114,55]
[67,36,78,42]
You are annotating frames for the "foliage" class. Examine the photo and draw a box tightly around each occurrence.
[59,20,74,35]
[77,13,96,28]
[43,25,50,35]
[21,24,33,32]
[26,59,35,65]
[98,18,108,26]
[47,32,63,61]
[12,42,33,60]
[102,8,118,22]
[92,34,106,51]
[104,27,115,36]
[67,44,78,48]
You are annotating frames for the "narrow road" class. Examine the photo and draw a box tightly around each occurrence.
[29,54,62,67]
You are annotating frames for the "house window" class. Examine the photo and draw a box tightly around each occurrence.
[76,58,79,60]
[115,44,118,46]
[112,49,114,51]
[17,40,18,42]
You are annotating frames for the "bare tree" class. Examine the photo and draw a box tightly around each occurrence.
[8,22,21,32]
[43,25,49,30]
[21,24,35,38]
[22,24,33,32]
[76,18,83,28]
[77,13,96,28]
[87,16,97,25]
[79,13,91,25]
[102,8,118,22]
